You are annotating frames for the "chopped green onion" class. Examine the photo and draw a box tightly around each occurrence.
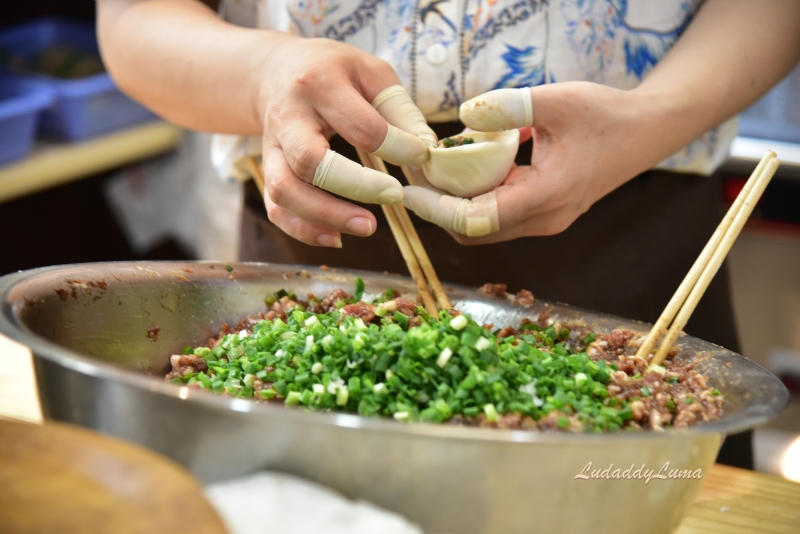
[285,391,302,406]
[299,390,313,405]
[436,347,453,368]
[450,315,468,331]
[336,386,349,406]
[394,312,409,329]
[474,336,491,351]
[353,277,365,301]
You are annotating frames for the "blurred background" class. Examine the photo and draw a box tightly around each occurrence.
[1,1,799,483]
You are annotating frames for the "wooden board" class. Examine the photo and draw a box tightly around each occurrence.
[678,463,800,534]
[0,419,227,534]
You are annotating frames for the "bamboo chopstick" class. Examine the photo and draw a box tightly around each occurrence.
[643,151,780,367]
[245,156,265,195]
[382,202,439,315]
[634,151,775,361]
[354,148,443,314]
[392,199,453,310]
[246,152,450,313]
[358,155,451,310]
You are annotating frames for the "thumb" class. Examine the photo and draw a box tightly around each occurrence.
[402,185,499,237]
[459,88,533,132]
[373,85,438,149]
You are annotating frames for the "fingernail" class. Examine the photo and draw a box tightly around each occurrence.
[346,217,374,236]
[317,234,342,248]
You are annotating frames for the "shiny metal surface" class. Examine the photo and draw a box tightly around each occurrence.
[0,262,789,534]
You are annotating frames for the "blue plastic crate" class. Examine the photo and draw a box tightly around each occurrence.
[0,18,157,141]
[0,76,53,165]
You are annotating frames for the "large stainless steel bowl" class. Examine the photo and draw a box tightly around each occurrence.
[0,262,788,534]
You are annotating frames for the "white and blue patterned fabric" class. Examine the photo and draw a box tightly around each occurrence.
[214,0,736,178]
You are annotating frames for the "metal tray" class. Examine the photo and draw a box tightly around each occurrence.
[0,262,789,534]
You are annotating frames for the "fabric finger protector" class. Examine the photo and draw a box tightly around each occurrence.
[400,163,447,195]
[459,88,533,132]
[401,185,499,237]
[372,124,431,165]
[313,149,404,204]
[372,85,438,149]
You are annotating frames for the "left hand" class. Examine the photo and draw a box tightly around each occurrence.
[403,82,664,244]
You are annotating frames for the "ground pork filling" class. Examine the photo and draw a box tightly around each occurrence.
[166,287,724,432]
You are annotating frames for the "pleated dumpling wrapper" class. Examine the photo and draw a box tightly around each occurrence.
[421,130,519,198]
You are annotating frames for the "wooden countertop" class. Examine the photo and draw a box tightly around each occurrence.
[1,336,798,532]
[678,463,800,534]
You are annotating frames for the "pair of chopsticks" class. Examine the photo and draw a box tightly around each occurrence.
[354,149,452,315]
[639,151,780,367]
[244,154,452,315]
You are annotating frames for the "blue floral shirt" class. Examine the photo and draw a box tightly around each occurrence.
[216,0,736,176]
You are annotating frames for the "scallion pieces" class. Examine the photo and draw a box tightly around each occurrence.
[169,290,630,432]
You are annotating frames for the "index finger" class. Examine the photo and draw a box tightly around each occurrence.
[315,83,430,166]
[459,88,534,132]
[275,118,404,204]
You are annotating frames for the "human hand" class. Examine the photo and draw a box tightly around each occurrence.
[403,82,661,244]
[257,36,436,247]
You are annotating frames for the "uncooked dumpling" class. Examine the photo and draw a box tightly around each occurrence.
[421,130,519,198]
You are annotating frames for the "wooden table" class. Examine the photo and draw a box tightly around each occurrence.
[678,463,800,534]
[2,336,798,533]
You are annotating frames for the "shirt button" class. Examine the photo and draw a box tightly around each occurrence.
[425,43,448,66]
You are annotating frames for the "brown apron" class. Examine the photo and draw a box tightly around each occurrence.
[240,122,752,468]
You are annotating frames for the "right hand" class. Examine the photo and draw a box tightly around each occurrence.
[255,35,436,247]
[403,83,658,244]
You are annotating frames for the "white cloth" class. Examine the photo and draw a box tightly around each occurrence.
[106,132,243,261]
[212,0,736,181]
[205,472,424,534]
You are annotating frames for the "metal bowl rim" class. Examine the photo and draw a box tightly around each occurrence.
[0,261,788,443]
